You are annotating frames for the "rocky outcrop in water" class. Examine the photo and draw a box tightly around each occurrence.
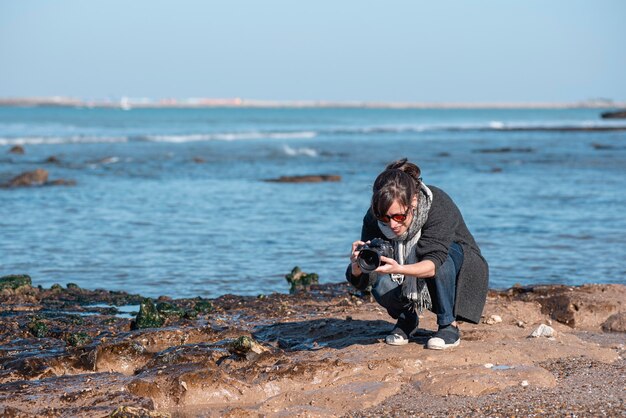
[0,275,624,417]
[600,110,626,119]
[264,174,341,183]
[1,169,76,188]
[8,145,25,154]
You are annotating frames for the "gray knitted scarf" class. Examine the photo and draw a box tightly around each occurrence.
[376,182,433,313]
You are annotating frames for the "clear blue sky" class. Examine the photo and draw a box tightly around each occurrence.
[1,0,625,102]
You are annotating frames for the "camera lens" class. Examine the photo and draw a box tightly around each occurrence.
[358,248,381,274]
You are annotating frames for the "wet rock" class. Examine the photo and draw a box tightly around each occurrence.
[192,157,206,164]
[602,312,626,332]
[529,324,556,338]
[47,178,77,186]
[264,174,341,183]
[7,169,48,187]
[193,299,214,315]
[8,145,25,154]
[132,299,165,330]
[285,266,319,294]
[473,147,534,154]
[600,110,626,119]
[64,331,92,347]
[0,274,32,290]
[45,155,61,163]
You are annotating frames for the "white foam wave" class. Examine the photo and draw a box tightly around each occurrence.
[0,136,128,146]
[282,144,318,157]
[145,131,317,143]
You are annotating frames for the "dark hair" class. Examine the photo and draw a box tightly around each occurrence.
[371,159,422,218]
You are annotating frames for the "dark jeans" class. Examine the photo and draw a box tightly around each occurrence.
[371,242,464,326]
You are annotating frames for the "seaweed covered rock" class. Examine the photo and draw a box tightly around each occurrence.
[0,274,32,291]
[228,335,269,359]
[132,298,165,330]
[285,266,319,294]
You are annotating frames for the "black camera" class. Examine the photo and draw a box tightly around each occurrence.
[357,238,394,274]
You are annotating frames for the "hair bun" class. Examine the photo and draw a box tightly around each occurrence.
[385,158,421,183]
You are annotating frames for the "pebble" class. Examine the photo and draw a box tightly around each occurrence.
[484,363,494,368]
[485,314,502,325]
[529,324,556,338]
[521,380,529,387]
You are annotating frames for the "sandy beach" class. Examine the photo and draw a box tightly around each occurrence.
[0,275,624,417]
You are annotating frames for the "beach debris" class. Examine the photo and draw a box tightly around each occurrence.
[132,298,165,329]
[8,145,25,154]
[109,405,171,418]
[229,335,269,359]
[285,266,319,294]
[0,274,32,290]
[484,363,494,369]
[264,174,341,183]
[484,314,502,325]
[521,380,530,387]
[529,324,556,338]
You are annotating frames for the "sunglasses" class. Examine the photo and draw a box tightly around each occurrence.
[376,208,411,223]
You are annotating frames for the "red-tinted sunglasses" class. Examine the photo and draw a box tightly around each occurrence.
[376,208,410,223]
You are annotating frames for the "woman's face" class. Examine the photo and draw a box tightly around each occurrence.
[381,199,413,236]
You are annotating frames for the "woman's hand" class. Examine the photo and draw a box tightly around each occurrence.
[350,240,366,276]
[375,256,403,275]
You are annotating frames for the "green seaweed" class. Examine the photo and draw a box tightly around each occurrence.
[66,283,80,290]
[0,274,32,290]
[65,331,92,347]
[156,301,184,318]
[27,320,49,338]
[193,299,214,314]
[132,298,165,329]
[285,266,319,294]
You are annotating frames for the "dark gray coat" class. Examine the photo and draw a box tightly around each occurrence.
[347,185,489,324]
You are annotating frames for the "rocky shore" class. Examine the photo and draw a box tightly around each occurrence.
[0,275,624,417]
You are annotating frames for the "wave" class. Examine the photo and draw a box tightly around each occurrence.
[282,144,318,157]
[0,136,128,146]
[2,121,626,146]
[142,131,317,143]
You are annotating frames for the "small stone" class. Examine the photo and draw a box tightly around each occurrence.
[484,314,502,325]
[180,381,188,391]
[529,324,556,338]
[521,380,529,387]
[516,320,526,328]
[484,363,494,368]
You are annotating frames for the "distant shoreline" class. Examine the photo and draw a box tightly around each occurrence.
[0,97,624,110]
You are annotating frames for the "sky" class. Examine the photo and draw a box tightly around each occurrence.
[1,0,625,103]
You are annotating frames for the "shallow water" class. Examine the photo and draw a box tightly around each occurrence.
[1,107,625,297]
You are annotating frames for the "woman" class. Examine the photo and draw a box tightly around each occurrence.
[347,158,488,349]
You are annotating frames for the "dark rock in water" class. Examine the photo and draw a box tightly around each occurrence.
[472,147,534,154]
[285,266,319,294]
[45,155,61,164]
[2,168,76,188]
[600,110,626,119]
[132,298,165,330]
[265,174,341,183]
[193,157,206,163]
[46,179,77,186]
[66,283,80,290]
[0,274,32,290]
[8,145,25,154]
[7,169,48,187]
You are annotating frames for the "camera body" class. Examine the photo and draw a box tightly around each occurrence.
[357,238,394,274]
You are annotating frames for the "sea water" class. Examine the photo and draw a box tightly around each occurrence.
[1,106,625,298]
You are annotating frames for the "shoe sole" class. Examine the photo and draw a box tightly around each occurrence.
[426,337,460,350]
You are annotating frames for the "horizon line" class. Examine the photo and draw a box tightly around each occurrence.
[0,96,624,110]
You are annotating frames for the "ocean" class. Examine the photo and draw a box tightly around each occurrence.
[1,106,625,298]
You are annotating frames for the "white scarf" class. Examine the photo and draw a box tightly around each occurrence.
[375,183,433,312]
